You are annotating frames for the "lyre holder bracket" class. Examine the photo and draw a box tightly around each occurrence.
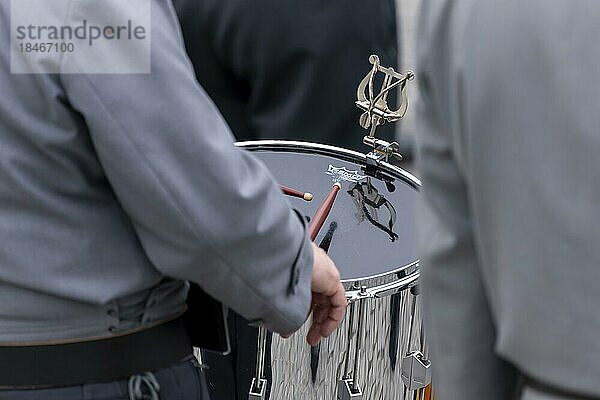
[356,54,414,164]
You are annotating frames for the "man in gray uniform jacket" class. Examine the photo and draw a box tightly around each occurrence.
[416,1,600,399]
[0,0,346,398]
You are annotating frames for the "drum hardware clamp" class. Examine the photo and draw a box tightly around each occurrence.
[248,379,267,400]
[248,327,268,400]
[401,351,432,392]
[338,286,368,400]
[356,54,414,167]
[402,285,433,397]
[338,377,364,400]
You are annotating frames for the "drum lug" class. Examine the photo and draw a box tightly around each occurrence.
[248,378,267,400]
[337,377,363,399]
[401,351,432,391]
[346,286,375,302]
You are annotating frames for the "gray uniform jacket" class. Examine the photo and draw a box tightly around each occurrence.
[416,1,600,399]
[0,0,312,343]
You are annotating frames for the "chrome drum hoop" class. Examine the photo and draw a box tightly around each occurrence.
[236,140,421,188]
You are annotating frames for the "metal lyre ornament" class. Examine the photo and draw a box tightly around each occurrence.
[356,55,414,164]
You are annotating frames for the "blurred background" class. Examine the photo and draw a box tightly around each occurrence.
[395,0,420,164]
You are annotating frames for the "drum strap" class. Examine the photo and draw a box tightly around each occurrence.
[520,375,600,400]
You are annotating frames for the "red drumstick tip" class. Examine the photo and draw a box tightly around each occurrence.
[333,182,342,189]
[303,192,314,201]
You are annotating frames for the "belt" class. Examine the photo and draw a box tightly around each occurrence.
[522,375,600,400]
[0,316,192,388]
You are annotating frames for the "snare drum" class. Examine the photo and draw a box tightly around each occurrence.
[236,140,430,400]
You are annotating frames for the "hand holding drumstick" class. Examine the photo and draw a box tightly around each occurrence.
[305,182,347,346]
[306,243,347,346]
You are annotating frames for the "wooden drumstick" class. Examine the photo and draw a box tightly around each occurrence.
[308,182,342,241]
[280,184,314,201]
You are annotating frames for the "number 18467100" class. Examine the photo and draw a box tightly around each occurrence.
[19,42,74,53]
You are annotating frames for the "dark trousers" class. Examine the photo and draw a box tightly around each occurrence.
[0,358,209,400]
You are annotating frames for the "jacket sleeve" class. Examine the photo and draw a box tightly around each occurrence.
[59,0,312,335]
[415,1,517,397]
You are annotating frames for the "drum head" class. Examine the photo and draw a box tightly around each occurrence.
[238,141,419,292]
